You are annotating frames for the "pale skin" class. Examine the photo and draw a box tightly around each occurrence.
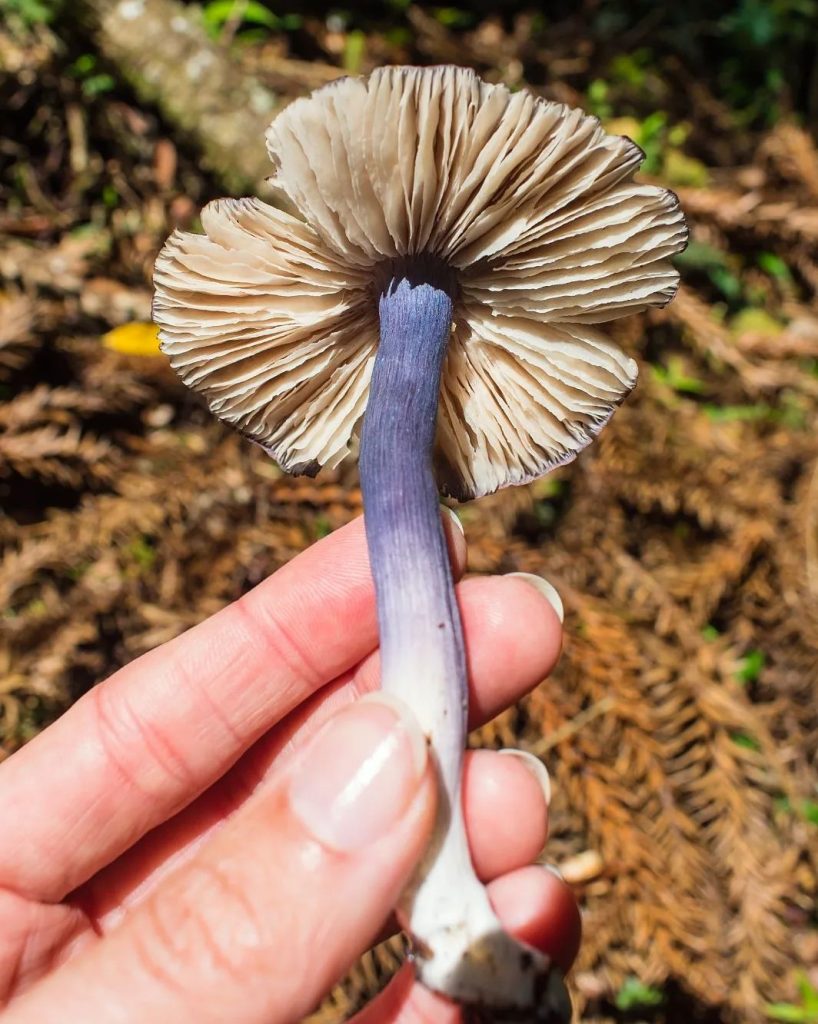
[0,515,580,1023]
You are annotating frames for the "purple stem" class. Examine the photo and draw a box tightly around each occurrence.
[359,266,465,797]
[359,265,571,1021]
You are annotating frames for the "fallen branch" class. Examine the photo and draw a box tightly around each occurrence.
[75,0,279,194]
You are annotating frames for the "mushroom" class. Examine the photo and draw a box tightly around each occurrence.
[153,65,687,1021]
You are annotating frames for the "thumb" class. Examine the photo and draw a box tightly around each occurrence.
[6,696,435,1024]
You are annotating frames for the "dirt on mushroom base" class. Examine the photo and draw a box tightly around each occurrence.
[2,4,818,1023]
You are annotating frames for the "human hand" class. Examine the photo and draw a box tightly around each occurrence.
[0,514,580,1023]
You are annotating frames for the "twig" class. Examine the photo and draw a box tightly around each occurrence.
[527,697,616,756]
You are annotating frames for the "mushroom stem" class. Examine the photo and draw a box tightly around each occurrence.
[359,267,571,1022]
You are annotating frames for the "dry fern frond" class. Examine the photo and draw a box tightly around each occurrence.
[0,425,117,486]
[0,293,36,380]
[0,384,110,428]
[761,123,818,201]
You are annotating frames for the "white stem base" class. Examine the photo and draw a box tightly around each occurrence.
[403,804,571,1020]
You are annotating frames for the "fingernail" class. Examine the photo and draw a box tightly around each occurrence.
[498,748,552,806]
[505,572,564,623]
[288,694,427,852]
[543,862,565,882]
[441,504,465,537]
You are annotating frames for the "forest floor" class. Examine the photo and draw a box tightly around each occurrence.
[1,3,818,1022]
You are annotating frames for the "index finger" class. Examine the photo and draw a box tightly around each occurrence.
[0,513,466,902]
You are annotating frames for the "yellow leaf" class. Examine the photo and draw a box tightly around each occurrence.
[729,308,785,338]
[102,322,162,357]
[662,149,711,188]
[604,116,642,142]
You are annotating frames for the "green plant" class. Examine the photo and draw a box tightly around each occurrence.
[717,0,818,124]
[757,252,793,284]
[651,356,706,394]
[201,0,301,39]
[675,242,743,301]
[704,403,773,423]
[608,49,653,88]
[312,516,332,540]
[586,79,613,120]
[431,6,475,28]
[736,649,765,684]
[342,29,366,73]
[126,536,157,573]
[766,972,818,1022]
[635,111,668,174]
[1,0,61,28]
[731,731,762,751]
[615,977,665,1011]
[69,54,115,98]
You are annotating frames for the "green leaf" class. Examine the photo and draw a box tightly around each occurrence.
[702,625,721,642]
[385,26,412,45]
[704,403,772,423]
[127,536,157,571]
[675,240,730,272]
[662,149,711,188]
[765,1003,811,1022]
[608,50,651,87]
[709,265,743,300]
[758,252,793,282]
[640,110,668,139]
[798,972,818,1013]
[202,0,280,35]
[432,6,474,28]
[24,598,47,617]
[81,73,116,97]
[102,184,119,209]
[731,731,761,752]
[342,29,366,73]
[635,110,668,174]
[674,241,741,300]
[801,801,818,826]
[722,0,779,47]
[736,649,765,684]
[730,308,785,338]
[313,517,332,540]
[651,356,705,394]
[586,79,612,119]
[615,978,665,1011]
[71,53,97,76]
[5,0,60,26]
[766,972,818,1022]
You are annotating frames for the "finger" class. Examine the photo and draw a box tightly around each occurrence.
[4,698,437,1024]
[0,512,465,903]
[350,866,582,1024]
[465,749,549,882]
[487,865,582,974]
[353,749,554,953]
[80,742,550,926]
[244,572,563,771]
[77,576,561,922]
[355,573,564,728]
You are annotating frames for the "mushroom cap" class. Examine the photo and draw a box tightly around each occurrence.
[153,65,687,500]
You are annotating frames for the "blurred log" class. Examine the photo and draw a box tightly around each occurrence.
[75,0,279,194]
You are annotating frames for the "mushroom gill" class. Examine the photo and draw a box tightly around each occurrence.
[155,65,686,503]
[153,64,687,1021]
